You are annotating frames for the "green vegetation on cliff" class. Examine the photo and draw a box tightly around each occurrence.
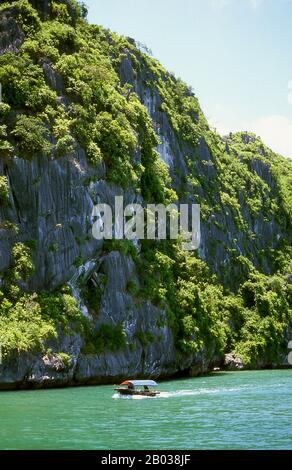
[0,0,291,370]
[0,243,87,357]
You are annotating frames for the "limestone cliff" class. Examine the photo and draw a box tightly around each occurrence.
[0,0,291,389]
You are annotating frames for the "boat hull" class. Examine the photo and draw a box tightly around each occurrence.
[114,388,160,397]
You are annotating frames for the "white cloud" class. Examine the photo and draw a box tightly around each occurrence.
[206,102,237,135]
[208,107,292,158]
[246,115,292,158]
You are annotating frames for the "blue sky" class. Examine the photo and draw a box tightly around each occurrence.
[85,0,292,158]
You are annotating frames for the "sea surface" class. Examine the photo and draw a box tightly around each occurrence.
[0,370,291,450]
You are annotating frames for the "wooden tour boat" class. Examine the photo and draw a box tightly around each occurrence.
[114,380,160,397]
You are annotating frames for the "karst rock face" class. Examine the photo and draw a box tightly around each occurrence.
[0,1,291,389]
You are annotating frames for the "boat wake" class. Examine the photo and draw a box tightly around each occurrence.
[112,393,153,400]
[112,387,244,400]
[158,387,242,398]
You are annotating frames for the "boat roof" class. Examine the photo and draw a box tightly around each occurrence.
[121,380,158,387]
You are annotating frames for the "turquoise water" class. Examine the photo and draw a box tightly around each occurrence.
[0,370,291,450]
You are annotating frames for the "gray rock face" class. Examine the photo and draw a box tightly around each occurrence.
[224,353,244,371]
[0,247,214,389]
[0,6,24,53]
[0,10,289,389]
[0,332,83,389]
[119,51,286,287]
[0,147,98,290]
